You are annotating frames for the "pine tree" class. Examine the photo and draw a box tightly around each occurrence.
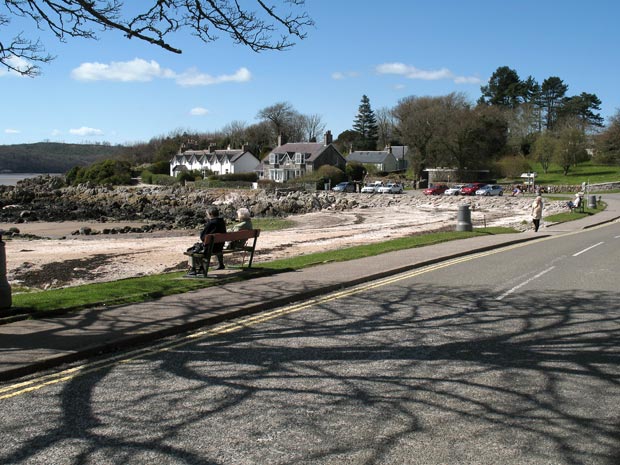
[353,95,379,150]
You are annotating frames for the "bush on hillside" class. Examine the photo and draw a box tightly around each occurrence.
[66,159,132,186]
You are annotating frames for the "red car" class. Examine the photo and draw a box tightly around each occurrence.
[423,185,448,195]
[459,183,485,195]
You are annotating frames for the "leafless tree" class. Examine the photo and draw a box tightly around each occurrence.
[300,113,325,142]
[257,101,298,143]
[1,0,313,76]
[221,120,248,149]
[375,106,395,149]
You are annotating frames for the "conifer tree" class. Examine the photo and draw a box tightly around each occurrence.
[353,95,379,150]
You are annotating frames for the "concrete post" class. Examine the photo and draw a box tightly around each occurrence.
[456,204,473,232]
[0,233,12,309]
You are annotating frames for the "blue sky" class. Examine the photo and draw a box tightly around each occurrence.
[1,0,619,146]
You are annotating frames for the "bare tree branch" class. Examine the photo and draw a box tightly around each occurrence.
[1,0,313,76]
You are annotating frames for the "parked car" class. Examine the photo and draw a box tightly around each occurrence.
[423,185,448,195]
[377,182,404,194]
[459,183,485,195]
[361,181,383,193]
[332,182,356,193]
[444,184,464,195]
[475,184,504,196]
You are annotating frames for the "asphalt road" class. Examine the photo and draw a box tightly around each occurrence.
[1,222,619,464]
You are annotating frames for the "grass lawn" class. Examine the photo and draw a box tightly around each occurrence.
[12,227,516,314]
[506,161,620,187]
[544,201,606,224]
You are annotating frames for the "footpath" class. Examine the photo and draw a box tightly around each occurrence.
[1,195,619,382]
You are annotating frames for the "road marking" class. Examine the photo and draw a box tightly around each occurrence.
[573,242,604,257]
[1,224,615,399]
[496,266,555,301]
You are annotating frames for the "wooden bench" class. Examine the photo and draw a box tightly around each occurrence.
[184,229,260,277]
[569,196,584,213]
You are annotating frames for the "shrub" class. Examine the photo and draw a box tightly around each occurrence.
[140,170,153,184]
[151,174,179,185]
[66,159,132,186]
[208,172,258,182]
[495,155,531,179]
[316,165,346,185]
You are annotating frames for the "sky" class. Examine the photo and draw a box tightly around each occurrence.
[1,0,619,146]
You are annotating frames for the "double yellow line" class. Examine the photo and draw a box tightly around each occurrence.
[0,237,549,401]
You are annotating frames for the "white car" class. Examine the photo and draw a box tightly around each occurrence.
[475,184,504,196]
[377,182,404,194]
[361,181,383,193]
[444,184,464,195]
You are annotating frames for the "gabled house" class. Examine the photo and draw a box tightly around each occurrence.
[347,147,400,172]
[169,145,260,177]
[261,131,346,183]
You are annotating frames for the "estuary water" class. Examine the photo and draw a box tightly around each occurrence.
[0,173,61,186]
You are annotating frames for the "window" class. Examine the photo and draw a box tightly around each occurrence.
[269,153,277,164]
[294,152,304,164]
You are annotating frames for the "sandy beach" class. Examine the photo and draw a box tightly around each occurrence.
[3,194,562,290]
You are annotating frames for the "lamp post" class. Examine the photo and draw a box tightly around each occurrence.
[0,232,11,309]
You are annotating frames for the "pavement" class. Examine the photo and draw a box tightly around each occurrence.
[1,194,619,382]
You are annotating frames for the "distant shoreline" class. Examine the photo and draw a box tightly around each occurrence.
[0,173,62,186]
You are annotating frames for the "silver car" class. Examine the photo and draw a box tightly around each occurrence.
[475,184,504,196]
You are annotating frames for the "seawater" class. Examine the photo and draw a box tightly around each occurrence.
[0,173,61,186]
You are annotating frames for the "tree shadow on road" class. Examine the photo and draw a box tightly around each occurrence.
[2,282,619,464]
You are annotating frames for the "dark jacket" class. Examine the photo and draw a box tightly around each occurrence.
[200,217,227,253]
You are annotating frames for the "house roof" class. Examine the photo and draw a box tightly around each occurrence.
[348,151,395,164]
[172,148,255,164]
[271,142,329,162]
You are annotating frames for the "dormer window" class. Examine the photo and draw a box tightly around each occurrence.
[294,152,304,164]
[269,153,277,164]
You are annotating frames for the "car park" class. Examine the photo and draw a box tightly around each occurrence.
[377,182,404,194]
[361,181,383,193]
[475,184,504,196]
[459,183,485,195]
[444,184,464,195]
[332,182,356,192]
[422,185,448,195]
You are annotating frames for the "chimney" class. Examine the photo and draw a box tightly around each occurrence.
[324,130,333,146]
[277,134,283,147]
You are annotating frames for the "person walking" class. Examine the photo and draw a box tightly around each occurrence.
[531,195,543,232]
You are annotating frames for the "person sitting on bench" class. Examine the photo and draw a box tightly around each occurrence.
[226,208,253,250]
[188,206,227,276]
[567,192,582,210]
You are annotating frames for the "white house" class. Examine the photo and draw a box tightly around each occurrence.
[170,145,260,177]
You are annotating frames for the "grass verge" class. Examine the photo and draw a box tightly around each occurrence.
[12,227,516,314]
[544,202,607,224]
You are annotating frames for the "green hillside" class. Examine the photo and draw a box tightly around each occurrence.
[0,142,128,173]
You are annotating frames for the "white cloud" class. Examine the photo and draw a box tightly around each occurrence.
[454,75,482,84]
[376,62,481,84]
[190,107,209,116]
[69,126,104,137]
[331,71,359,80]
[0,56,30,77]
[175,67,251,87]
[4,128,20,134]
[71,59,251,87]
[71,58,173,82]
